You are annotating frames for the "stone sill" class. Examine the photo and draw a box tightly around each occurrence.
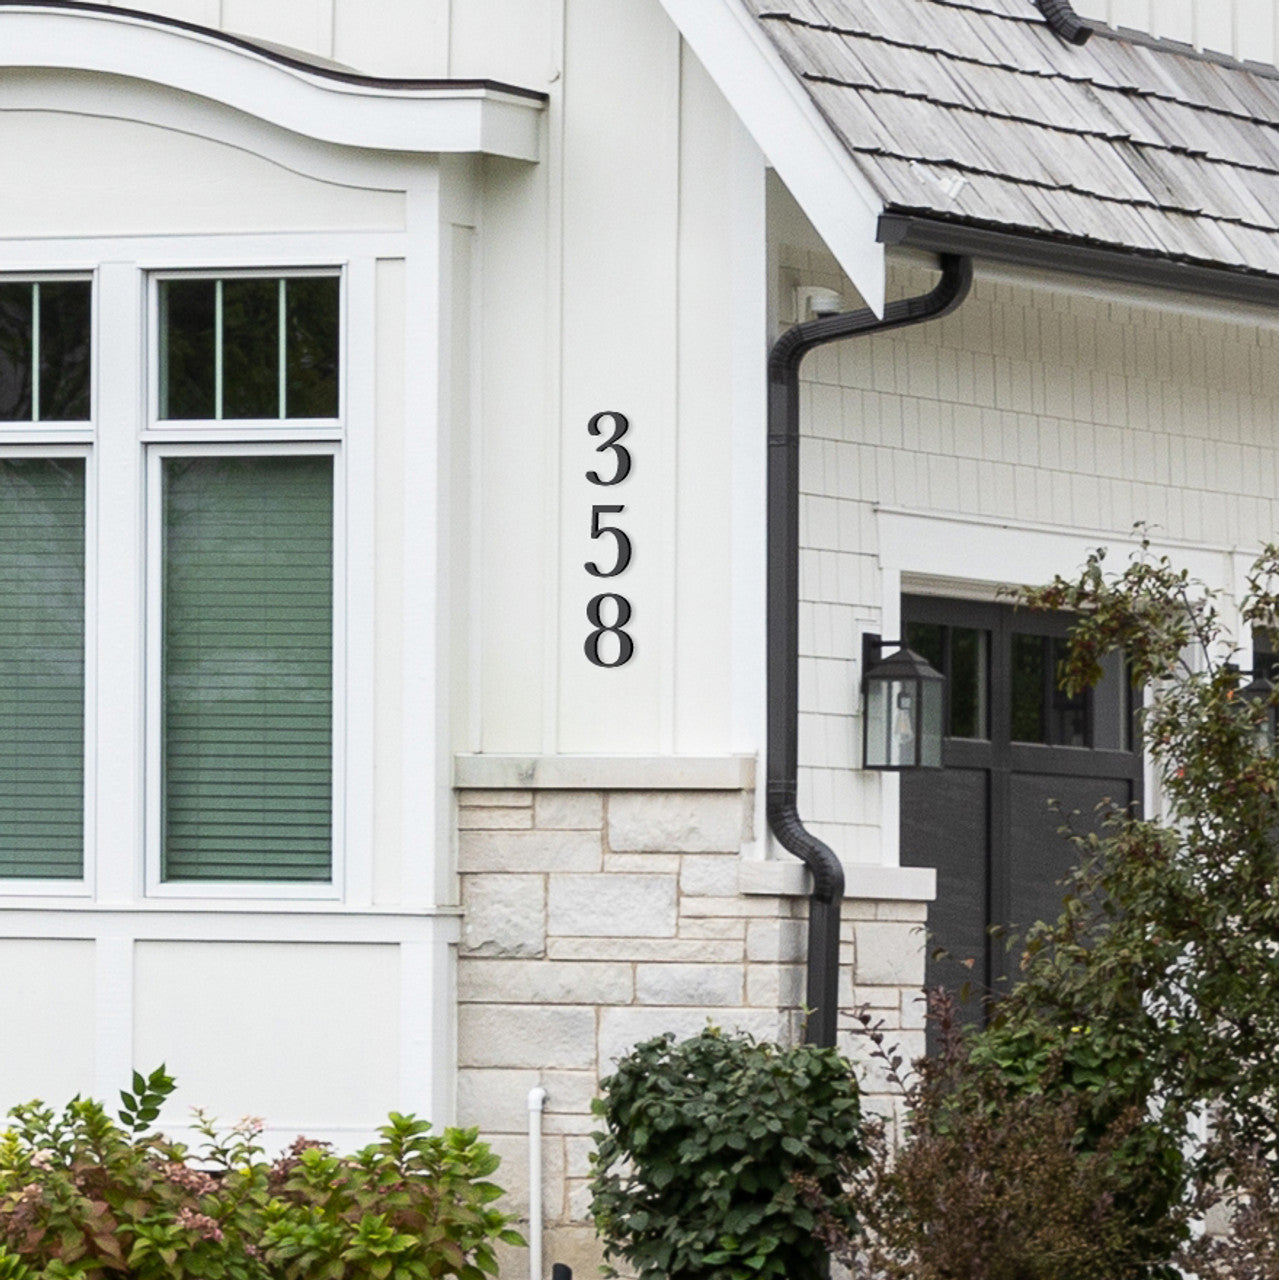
[739,859,936,902]
[453,754,756,791]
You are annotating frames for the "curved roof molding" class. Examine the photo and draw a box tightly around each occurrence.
[0,2,546,160]
[656,0,886,315]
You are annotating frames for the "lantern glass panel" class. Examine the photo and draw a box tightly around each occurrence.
[921,677,943,767]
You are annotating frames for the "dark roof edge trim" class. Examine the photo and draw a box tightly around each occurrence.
[0,0,548,100]
[879,213,1279,311]
[1034,0,1092,46]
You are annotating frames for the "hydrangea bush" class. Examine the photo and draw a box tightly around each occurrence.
[0,1066,522,1280]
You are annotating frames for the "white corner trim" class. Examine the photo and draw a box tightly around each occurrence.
[657,0,885,314]
[453,754,757,791]
[739,858,937,902]
[0,7,545,160]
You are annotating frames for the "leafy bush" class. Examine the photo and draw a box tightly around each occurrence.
[588,1027,865,1280]
[806,997,1185,1280]
[0,1067,522,1280]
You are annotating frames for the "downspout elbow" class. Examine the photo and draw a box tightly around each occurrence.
[1036,0,1092,45]
[766,783,844,904]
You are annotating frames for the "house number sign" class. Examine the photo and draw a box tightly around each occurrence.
[584,410,634,667]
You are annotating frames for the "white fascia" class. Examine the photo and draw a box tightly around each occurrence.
[657,0,886,315]
[0,5,545,161]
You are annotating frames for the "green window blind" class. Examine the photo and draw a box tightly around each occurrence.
[0,458,85,878]
[162,455,333,882]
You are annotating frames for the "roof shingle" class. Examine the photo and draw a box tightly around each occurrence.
[747,0,1279,276]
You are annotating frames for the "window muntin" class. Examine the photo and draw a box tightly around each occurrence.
[0,280,91,423]
[0,455,86,878]
[160,453,334,883]
[158,275,339,422]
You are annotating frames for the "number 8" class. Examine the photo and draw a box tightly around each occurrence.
[584,593,634,667]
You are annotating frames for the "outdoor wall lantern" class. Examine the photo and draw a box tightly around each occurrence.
[1240,668,1278,751]
[861,634,945,770]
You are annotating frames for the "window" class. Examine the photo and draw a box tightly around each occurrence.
[150,271,342,887]
[0,267,344,892]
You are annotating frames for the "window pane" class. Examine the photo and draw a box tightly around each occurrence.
[0,458,85,877]
[286,277,339,419]
[905,622,943,673]
[160,281,216,420]
[222,278,279,419]
[950,626,988,740]
[162,455,333,881]
[0,284,33,422]
[1049,638,1089,746]
[38,282,92,422]
[1011,633,1047,743]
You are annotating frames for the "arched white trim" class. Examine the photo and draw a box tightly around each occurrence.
[0,4,545,160]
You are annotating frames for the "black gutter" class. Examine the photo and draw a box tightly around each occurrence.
[880,214,1279,311]
[1035,0,1093,45]
[768,254,973,1048]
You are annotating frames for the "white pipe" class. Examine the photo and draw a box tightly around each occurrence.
[527,1086,548,1280]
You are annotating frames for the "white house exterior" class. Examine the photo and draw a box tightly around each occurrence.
[2,0,1279,1272]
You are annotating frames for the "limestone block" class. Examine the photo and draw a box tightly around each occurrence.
[604,852,683,874]
[679,917,748,940]
[459,1005,596,1070]
[635,963,743,1007]
[459,829,602,873]
[459,807,533,830]
[536,791,604,830]
[900,988,928,1030]
[460,958,633,1004]
[565,1134,595,1179]
[456,1067,540,1132]
[567,1179,595,1222]
[548,873,677,938]
[876,899,929,922]
[459,790,532,808]
[679,854,740,897]
[539,1225,606,1275]
[485,1131,565,1219]
[548,936,742,963]
[608,791,744,853]
[853,921,926,988]
[681,895,790,918]
[543,1111,599,1136]
[746,918,806,963]
[747,962,804,1009]
[461,875,546,958]
[541,1069,600,1116]
[597,1006,787,1069]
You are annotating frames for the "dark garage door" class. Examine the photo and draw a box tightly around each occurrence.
[899,595,1141,1021]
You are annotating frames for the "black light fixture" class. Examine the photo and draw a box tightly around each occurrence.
[1240,666,1278,751]
[861,634,945,770]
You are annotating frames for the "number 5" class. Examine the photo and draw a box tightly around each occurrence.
[586,504,632,577]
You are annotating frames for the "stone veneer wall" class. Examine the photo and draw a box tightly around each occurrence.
[455,785,928,1275]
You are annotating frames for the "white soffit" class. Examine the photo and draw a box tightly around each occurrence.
[657,0,886,314]
[0,4,545,161]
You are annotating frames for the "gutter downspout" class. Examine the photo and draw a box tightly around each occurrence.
[767,254,973,1048]
[1035,0,1093,45]
[527,1086,547,1280]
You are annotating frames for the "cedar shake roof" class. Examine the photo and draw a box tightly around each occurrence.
[746,0,1279,277]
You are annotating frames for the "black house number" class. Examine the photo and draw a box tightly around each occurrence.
[584,411,634,667]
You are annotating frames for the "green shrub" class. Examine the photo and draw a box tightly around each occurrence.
[0,1067,523,1280]
[588,1027,865,1280]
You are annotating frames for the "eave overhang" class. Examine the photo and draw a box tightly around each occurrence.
[0,1,547,160]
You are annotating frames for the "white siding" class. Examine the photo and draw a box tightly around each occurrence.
[1073,0,1279,64]
[785,214,1279,860]
[0,111,404,238]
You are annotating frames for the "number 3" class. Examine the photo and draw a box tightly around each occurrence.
[586,411,631,486]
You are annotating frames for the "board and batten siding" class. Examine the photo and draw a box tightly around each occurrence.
[782,199,1279,863]
[468,15,758,760]
[1072,0,1279,66]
